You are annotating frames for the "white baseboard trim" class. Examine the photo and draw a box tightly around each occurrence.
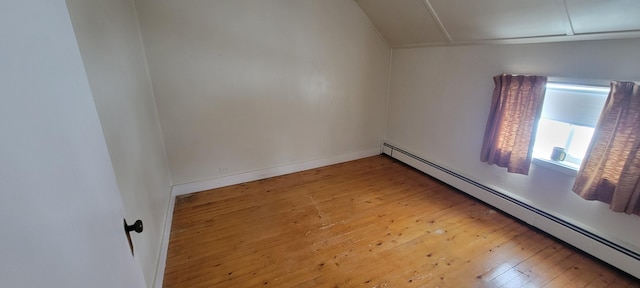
[171,148,381,196]
[153,191,176,288]
[153,148,380,287]
[382,142,640,279]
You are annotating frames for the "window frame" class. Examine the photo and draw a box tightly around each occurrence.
[531,78,610,176]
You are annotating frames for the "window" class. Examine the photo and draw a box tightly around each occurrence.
[532,83,609,169]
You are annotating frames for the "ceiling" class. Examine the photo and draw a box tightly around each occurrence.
[354,0,640,48]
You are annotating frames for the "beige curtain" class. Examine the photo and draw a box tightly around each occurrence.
[573,81,640,216]
[480,74,547,175]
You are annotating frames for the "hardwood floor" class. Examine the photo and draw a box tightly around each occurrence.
[163,155,639,287]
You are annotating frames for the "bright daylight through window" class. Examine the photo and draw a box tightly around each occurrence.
[532,83,609,169]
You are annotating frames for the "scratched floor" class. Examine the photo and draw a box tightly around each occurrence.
[163,155,639,287]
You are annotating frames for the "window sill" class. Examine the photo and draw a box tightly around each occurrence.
[532,157,579,177]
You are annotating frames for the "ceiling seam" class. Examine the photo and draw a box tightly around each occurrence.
[353,1,392,49]
[421,0,453,43]
[572,29,640,36]
[391,30,640,49]
[560,0,576,36]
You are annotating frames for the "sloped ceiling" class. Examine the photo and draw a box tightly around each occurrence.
[355,0,640,47]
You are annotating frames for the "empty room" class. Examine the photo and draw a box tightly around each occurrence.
[2,0,640,287]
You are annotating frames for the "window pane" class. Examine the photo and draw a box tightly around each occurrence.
[566,125,595,162]
[542,84,608,127]
[533,118,571,159]
[532,82,607,167]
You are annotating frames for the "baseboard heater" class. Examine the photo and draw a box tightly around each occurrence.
[382,142,640,278]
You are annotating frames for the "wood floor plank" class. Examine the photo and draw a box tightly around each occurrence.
[163,155,639,287]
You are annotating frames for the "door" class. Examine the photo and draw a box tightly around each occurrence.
[0,1,146,287]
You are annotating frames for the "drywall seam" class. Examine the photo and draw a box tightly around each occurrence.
[129,2,174,287]
[130,0,172,185]
[382,49,393,143]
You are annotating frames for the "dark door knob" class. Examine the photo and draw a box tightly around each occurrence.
[125,219,143,233]
[124,219,143,256]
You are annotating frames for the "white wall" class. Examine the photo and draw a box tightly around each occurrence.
[66,0,172,285]
[134,0,390,186]
[386,39,640,254]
